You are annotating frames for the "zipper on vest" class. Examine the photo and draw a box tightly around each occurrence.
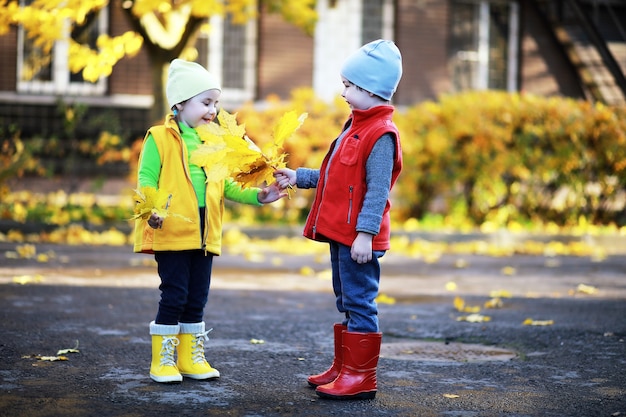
[347,185,353,224]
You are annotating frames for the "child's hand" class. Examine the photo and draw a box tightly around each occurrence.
[351,232,373,264]
[273,169,296,190]
[147,212,164,229]
[258,182,288,204]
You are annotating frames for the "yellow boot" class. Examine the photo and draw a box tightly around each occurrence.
[177,322,220,380]
[149,321,182,383]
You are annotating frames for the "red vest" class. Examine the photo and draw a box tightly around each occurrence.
[303,105,402,250]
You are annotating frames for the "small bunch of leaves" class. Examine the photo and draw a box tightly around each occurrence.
[132,186,187,222]
[191,109,307,189]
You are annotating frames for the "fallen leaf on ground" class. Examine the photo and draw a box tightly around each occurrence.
[522,318,554,326]
[457,313,491,322]
[501,266,516,275]
[454,296,481,313]
[57,340,80,355]
[21,355,69,362]
[574,283,598,295]
[12,274,44,285]
[484,298,503,309]
[376,294,396,305]
[489,289,512,298]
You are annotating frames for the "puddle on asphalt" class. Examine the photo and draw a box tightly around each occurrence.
[381,340,517,362]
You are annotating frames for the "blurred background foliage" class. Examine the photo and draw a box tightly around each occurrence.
[2,89,626,235]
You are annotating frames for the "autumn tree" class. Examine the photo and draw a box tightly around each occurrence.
[0,0,316,123]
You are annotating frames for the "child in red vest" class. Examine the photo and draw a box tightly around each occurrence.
[274,39,403,400]
[134,59,286,383]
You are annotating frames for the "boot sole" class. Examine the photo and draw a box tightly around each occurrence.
[150,374,183,383]
[180,371,220,380]
[316,390,376,400]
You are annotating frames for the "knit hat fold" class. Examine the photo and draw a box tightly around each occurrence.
[340,39,403,101]
[166,59,221,109]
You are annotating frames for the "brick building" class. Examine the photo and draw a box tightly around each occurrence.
[0,0,624,142]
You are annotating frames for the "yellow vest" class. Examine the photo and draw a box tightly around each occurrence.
[133,116,226,255]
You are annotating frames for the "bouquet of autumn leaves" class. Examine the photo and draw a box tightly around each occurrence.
[190,109,307,193]
[131,187,192,224]
[132,109,306,222]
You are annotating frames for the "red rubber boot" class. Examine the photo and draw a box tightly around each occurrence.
[315,331,382,400]
[307,323,347,387]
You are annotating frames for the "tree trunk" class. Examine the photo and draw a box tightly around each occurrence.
[149,57,169,125]
[121,8,205,125]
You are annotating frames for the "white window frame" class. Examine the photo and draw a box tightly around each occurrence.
[205,14,257,107]
[16,5,108,96]
[461,0,519,92]
[313,0,396,102]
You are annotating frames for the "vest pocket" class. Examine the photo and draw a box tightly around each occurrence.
[339,135,360,166]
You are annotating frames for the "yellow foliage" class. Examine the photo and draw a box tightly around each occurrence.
[5,0,315,83]
[193,109,307,188]
[132,186,172,220]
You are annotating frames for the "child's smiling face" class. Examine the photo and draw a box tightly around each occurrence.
[176,89,221,128]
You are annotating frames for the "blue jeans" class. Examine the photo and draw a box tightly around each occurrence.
[154,249,213,325]
[329,241,385,333]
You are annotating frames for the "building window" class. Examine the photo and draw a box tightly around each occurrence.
[362,0,383,43]
[449,0,519,92]
[17,1,107,95]
[204,13,256,107]
[362,0,395,43]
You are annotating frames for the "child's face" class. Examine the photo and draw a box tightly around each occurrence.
[341,77,380,111]
[176,89,221,128]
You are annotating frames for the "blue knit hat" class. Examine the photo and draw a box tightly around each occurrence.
[340,39,403,101]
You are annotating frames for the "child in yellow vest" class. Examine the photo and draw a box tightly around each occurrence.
[134,59,286,383]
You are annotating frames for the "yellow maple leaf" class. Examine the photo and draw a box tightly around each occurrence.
[131,186,171,220]
[237,111,307,187]
[190,140,233,182]
[192,109,307,189]
[270,110,308,151]
[214,109,247,139]
[195,113,264,184]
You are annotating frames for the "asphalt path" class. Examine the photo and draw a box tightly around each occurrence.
[0,241,625,417]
